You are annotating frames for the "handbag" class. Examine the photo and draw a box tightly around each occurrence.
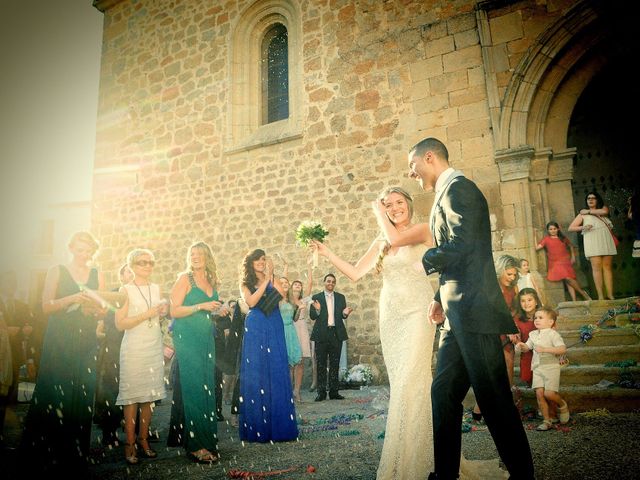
[595,215,620,247]
[254,285,282,316]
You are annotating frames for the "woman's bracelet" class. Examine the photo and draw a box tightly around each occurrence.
[192,304,199,313]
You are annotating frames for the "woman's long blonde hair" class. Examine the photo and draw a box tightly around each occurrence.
[375,187,414,273]
[186,241,218,289]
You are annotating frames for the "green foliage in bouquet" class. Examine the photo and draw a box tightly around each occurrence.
[295,221,329,247]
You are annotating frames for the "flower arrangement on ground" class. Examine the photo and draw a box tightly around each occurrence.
[295,220,329,267]
[341,363,374,386]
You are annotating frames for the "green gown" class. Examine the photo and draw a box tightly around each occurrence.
[172,273,218,452]
[20,266,99,472]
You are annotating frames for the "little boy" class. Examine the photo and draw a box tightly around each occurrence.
[515,306,570,431]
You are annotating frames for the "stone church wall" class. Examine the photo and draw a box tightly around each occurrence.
[92,0,578,381]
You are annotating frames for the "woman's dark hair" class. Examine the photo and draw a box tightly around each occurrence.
[515,287,542,319]
[240,249,265,289]
[545,221,566,240]
[585,191,604,209]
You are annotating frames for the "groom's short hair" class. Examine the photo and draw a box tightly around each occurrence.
[409,137,449,163]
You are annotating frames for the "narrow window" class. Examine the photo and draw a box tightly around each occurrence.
[261,23,289,124]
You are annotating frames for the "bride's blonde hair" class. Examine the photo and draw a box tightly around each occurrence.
[375,187,414,273]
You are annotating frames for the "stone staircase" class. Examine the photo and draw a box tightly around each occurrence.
[516,297,640,413]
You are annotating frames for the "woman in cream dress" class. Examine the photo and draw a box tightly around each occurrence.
[313,187,505,480]
[116,248,167,465]
[569,191,617,300]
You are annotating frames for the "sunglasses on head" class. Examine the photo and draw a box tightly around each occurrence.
[135,260,155,267]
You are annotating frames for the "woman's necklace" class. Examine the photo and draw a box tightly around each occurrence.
[134,282,154,328]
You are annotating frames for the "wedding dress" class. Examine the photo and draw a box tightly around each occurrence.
[377,244,506,479]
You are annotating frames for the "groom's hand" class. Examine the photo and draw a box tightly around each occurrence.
[428,301,445,325]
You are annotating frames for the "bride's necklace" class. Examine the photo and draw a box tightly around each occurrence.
[134,282,154,328]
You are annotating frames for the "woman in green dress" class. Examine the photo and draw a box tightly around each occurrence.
[169,241,227,464]
[20,231,105,473]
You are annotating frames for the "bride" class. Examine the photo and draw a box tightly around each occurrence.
[312,187,505,479]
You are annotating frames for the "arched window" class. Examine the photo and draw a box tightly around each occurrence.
[261,23,289,124]
[228,0,302,153]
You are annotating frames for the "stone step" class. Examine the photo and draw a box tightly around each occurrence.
[565,344,640,364]
[558,328,639,346]
[557,298,638,317]
[517,385,640,413]
[557,315,638,330]
[514,364,640,386]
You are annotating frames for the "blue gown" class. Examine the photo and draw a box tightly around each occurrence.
[239,284,298,442]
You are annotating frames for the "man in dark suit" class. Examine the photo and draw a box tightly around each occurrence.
[309,273,352,401]
[410,137,534,480]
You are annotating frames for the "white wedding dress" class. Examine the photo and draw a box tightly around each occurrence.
[377,244,506,479]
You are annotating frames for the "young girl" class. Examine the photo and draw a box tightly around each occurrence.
[536,221,590,301]
[513,288,541,387]
[516,306,570,431]
[516,258,546,305]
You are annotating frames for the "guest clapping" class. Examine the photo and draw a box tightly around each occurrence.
[116,249,167,465]
[239,249,298,442]
[169,241,223,464]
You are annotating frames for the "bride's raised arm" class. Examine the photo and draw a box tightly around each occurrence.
[372,200,433,247]
[311,239,381,282]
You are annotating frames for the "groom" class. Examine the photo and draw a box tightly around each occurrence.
[409,137,534,479]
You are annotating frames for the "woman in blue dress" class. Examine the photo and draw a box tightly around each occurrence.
[238,249,298,442]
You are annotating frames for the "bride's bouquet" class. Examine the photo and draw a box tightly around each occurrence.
[295,220,329,267]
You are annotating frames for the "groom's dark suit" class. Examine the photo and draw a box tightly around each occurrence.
[422,173,534,479]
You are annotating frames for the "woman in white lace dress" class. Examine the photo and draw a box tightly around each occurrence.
[116,248,167,465]
[312,187,434,479]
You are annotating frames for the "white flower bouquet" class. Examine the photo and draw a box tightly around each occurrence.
[295,220,329,267]
[341,363,374,386]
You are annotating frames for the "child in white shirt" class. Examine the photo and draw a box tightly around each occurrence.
[516,306,570,430]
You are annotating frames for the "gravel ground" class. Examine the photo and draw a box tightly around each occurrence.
[2,385,639,479]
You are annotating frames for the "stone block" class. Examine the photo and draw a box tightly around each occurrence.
[355,90,381,111]
[413,93,449,115]
[489,10,524,45]
[408,56,444,83]
[443,45,482,73]
[425,35,455,58]
[454,28,479,49]
[429,70,469,94]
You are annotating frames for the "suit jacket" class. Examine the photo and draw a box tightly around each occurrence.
[422,176,517,335]
[309,291,349,342]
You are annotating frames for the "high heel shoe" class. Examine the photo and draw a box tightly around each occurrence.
[136,438,158,458]
[308,384,317,392]
[124,443,139,465]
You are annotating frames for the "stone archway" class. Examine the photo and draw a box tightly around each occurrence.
[478,0,636,301]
